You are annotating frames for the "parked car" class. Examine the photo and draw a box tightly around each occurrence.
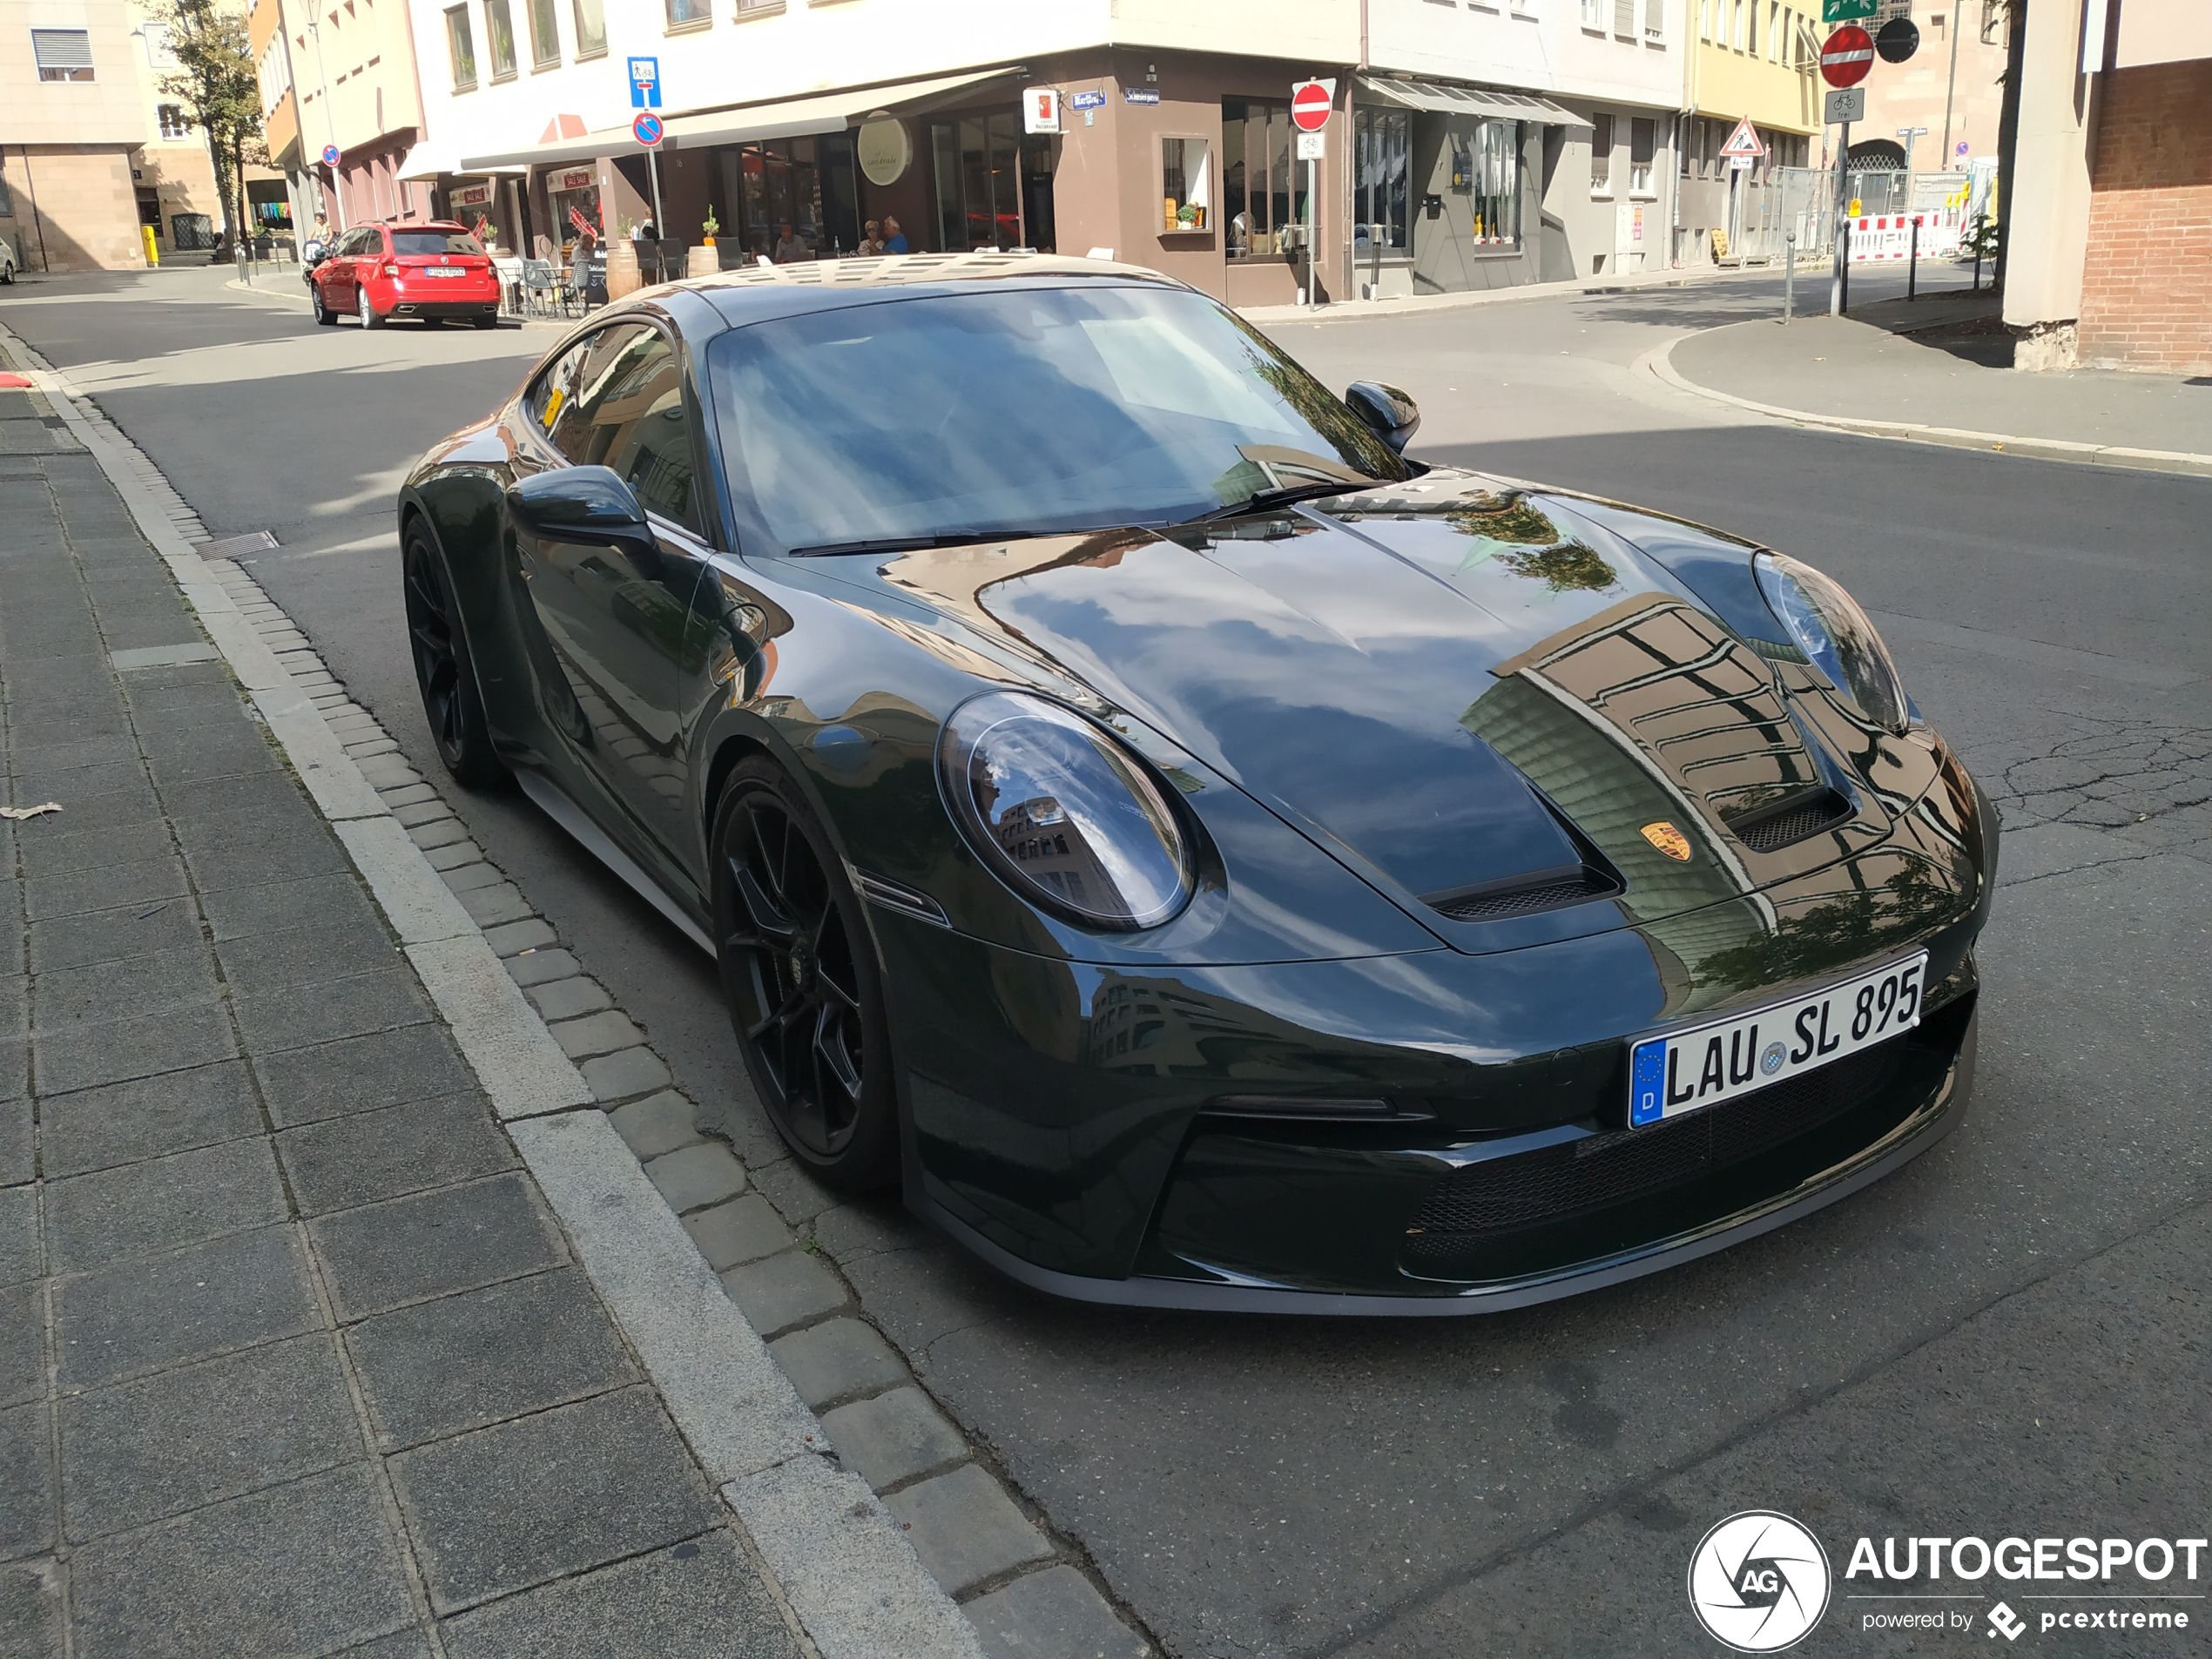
[0,238,17,285]
[311,220,499,329]
[396,254,1995,1314]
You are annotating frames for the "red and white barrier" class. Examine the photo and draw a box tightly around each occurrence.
[1845,212,1962,262]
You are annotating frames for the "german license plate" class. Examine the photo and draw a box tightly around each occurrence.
[1628,954,1927,1127]
[426,266,464,278]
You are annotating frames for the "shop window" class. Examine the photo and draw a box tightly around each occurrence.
[1159,135,1211,233]
[1629,117,1656,195]
[526,0,559,67]
[1590,113,1614,194]
[1353,107,1407,254]
[665,0,711,24]
[1222,99,1299,260]
[158,103,190,138]
[1469,120,1520,246]
[722,137,826,260]
[570,0,604,55]
[32,28,95,80]
[443,5,475,89]
[483,0,516,78]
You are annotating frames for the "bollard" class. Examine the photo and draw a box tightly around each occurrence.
[1907,218,1919,301]
[235,243,250,287]
[1784,231,1796,324]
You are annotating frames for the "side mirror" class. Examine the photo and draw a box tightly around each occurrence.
[507,465,652,547]
[1345,381,1420,453]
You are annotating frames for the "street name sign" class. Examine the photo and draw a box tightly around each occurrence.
[632,111,663,148]
[1069,91,1106,110]
[1824,86,1865,123]
[628,56,660,110]
[1291,80,1335,132]
[1821,24,1875,87]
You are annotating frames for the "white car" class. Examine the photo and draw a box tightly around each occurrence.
[0,238,18,285]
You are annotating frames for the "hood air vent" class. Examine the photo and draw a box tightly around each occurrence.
[1725,786,1855,853]
[1428,865,1622,923]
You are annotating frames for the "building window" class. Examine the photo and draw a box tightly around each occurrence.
[483,0,517,77]
[32,29,96,81]
[1590,112,1614,194]
[1629,116,1656,194]
[1469,120,1520,245]
[444,5,475,89]
[1223,99,1300,260]
[1353,105,1408,254]
[1581,0,1604,25]
[570,0,605,54]
[526,0,559,65]
[925,118,1021,251]
[1160,135,1211,232]
[734,0,780,10]
[667,0,711,24]
[1613,0,1635,35]
[1644,0,1663,37]
[157,102,190,138]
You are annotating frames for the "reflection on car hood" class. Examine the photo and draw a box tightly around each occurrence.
[860,469,1887,927]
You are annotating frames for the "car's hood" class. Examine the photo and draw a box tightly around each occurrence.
[857,469,1905,936]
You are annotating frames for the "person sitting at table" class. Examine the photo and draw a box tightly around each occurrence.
[882,215,909,254]
[855,219,886,257]
[772,220,810,264]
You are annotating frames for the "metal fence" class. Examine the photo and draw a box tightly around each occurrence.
[1728,167,1993,266]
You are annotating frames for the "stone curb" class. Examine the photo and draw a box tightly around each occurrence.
[1240,260,1781,326]
[1641,327,2212,480]
[0,323,996,1659]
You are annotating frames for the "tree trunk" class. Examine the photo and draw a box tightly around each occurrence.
[201,124,234,257]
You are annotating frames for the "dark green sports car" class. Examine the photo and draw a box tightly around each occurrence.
[397,254,1995,1312]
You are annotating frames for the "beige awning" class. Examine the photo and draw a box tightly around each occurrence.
[398,138,524,181]
[1358,75,1588,127]
[660,65,1019,149]
[459,117,636,172]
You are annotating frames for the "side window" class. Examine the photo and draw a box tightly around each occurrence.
[524,334,590,434]
[541,323,700,533]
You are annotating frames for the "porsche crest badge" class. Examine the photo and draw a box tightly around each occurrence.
[1641,821,1692,861]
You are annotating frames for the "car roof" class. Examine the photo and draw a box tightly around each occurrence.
[655,251,1190,329]
[369,220,471,233]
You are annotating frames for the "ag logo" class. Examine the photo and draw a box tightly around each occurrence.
[1641,821,1693,861]
[1688,1511,1831,1652]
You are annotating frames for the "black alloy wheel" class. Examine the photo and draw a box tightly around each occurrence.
[713,760,898,1189]
[401,530,502,786]
[312,284,334,326]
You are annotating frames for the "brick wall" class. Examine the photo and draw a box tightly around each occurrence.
[2076,59,2212,375]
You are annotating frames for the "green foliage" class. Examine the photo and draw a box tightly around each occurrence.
[146,0,262,250]
[1960,214,2000,263]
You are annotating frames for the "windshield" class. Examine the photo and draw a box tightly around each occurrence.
[708,284,1409,552]
[392,230,483,257]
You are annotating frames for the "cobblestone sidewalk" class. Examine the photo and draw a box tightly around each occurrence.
[0,388,819,1656]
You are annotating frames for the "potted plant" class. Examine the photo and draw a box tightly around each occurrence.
[701,206,719,247]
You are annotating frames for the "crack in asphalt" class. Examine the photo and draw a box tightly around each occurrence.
[1986,717,2212,833]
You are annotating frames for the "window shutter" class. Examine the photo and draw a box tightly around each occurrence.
[1644,0,1663,35]
[1615,0,1636,32]
[32,29,95,71]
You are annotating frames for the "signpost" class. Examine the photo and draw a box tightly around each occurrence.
[320,143,339,168]
[628,56,660,110]
[1822,24,1874,315]
[632,111,664,238]
[1290,79,1335,307]
[1022,88,1062,134]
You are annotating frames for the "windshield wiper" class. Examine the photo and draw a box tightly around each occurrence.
[1188,479,1372,523]
[786,528,1058,556]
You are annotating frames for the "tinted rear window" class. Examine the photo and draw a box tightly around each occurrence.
[391,230,482,256]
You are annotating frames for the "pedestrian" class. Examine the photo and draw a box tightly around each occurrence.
[855,219,886,256]
[772,220,810,264]
[882,215,908,254]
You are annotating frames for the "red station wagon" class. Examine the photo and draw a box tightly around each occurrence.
[310,220,501,330]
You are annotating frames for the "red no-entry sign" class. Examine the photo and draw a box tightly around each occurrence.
[1820,24,1875,88]
[1291,80,1333,132]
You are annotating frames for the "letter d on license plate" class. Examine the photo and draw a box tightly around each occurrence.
[1628,954,1927,1127]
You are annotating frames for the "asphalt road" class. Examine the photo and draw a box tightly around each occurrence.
[6,263,2207,1658]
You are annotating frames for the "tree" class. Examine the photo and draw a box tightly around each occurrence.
[146,0,263,256]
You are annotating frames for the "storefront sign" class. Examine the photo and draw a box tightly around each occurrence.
[1023,88,1062,134]
[550,167,595,193]
[1123,88,1160,105]
[856,117,911,186]
[450,180,495,208]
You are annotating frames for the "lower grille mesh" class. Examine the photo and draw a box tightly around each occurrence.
[1403,1039,1905,1251]
[1727,786,1855,853]
[1433,867,1621,922]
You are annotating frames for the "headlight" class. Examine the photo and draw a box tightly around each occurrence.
[937,691,1195,931]
[1754,551,1911,733]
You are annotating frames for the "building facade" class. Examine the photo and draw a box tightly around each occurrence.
[1678,0,1820,266]
[2,0,156,270]
[1850,1,2009,175]
[279,0,434,229]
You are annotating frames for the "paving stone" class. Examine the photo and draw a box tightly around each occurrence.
[52,1224,320,1392]
[581,1044,670,1102]
[0,1187,35,1287]
[405,810,467,847]
[524,974,610,1023]
[69,1465,415,1659]
[345,738,401,760]
[9,734,136,777]
[0,1561,64,1659]
[253,1024,476,1128]
[331,1628,435,1659]
[178,813,351,891]
[819,1386,970,1493]
[31,1001,237,1096]
[718,1249,848,1338]
[307,1171,565,1320]
[57,1333,361,1541]
[483,918,557,957]
[24,894,200,974]
[438,859,503,893]
[44,1138,287,1274]
[680,1195,792,1273]
[10,761,145,808]
[388,799,449,829]
[232,966,432,1055]
[0,1101,26,1189]
[346,1266,636,1451]
[547,1008,645,1061]
[276,1092,511,1215]
[607,1090,704,1160]
[157,769,307,826]
[145,727,283,788]
[0,1402,54,1560]
[7,777,161,836]
[967,1565,1150,1659]
[31,941,222,1026]
[502,948,581,989]
[740,1154,841,1227]
[37,1060,261,1178]
[883,1463,1053,1597]
[644,1142,746,1213]
[390,1386,720,1614]
[11,819,172,880]
[0,978,20,1040]
[768,1316,907,1410]
[214,919,401,996]
[23,853,187,923]
[457,882,533,927]
[377,782,439,808]
[0,1044,20,1111]
[199,870,382,942]
[424,838,482,872]
[0,1285,40,1409]
[438,1531,800,1659]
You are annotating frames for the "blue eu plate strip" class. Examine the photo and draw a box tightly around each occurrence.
[1630,1037,1668,1127]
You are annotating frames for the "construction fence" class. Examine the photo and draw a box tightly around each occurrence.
[1723,166,1997,266]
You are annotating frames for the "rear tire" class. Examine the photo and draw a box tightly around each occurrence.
[402,527,502,788]
[421,315,445,328]
[472,313,498,330]
[358,288,384,330]
[712,760,900,1190]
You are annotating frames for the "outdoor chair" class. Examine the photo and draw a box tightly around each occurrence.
[519,260,569,320]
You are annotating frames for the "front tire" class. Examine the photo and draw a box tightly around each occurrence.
[713,761,899,1190]
[312,285,334,326]
[401,528,502,787]
[358,287,383,329]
